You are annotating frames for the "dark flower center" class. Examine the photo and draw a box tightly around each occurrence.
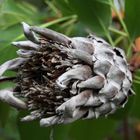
[14,39,76,118]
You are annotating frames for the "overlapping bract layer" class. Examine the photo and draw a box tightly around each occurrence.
[0,22,133,127]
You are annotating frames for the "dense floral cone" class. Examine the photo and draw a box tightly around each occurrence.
[0,22,134,127]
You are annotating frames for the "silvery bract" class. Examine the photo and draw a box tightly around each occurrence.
[0,22,134,127]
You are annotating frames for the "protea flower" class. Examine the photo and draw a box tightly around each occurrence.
[0,22,134,127]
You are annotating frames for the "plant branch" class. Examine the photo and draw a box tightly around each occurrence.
[50,127,54,140]
[123,118,129,140]
[109,0,128,34]
[98,18,114,46]
[109,27,128,37]
[114,36,124,46]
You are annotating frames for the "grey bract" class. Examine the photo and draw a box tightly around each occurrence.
[0,22,134,127]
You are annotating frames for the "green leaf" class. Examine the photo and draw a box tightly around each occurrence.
[125,0,140,40]
[17,111,51,140]
[18,112,72,140]
[0,103,10,127]
[4,109,20,140]
[0,25,22,46]
[0,0,40,29]
[54,0,74,15]
[67,0,112,35]
[130,83,140,118]
[53,124,72,140]
[17,113,117,140]
[69,119,117,140]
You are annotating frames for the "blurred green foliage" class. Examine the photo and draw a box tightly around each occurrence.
[0,0,140,140]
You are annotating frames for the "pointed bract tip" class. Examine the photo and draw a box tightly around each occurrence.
[129,88,136,95]
[21,22,30,28]
[11,41,18,46]
[95,111,100,119]
[21,115,37,122]
[40,119,51,127]
[22,22,31,34]
[99,96,107,103]
[20,117,28,122]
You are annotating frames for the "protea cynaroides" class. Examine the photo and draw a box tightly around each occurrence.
[0,22,134,127]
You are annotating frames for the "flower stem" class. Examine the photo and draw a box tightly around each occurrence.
[50,127,54,140]
[123,118,129,140]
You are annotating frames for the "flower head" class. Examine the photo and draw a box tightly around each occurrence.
[0,22,134,127]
